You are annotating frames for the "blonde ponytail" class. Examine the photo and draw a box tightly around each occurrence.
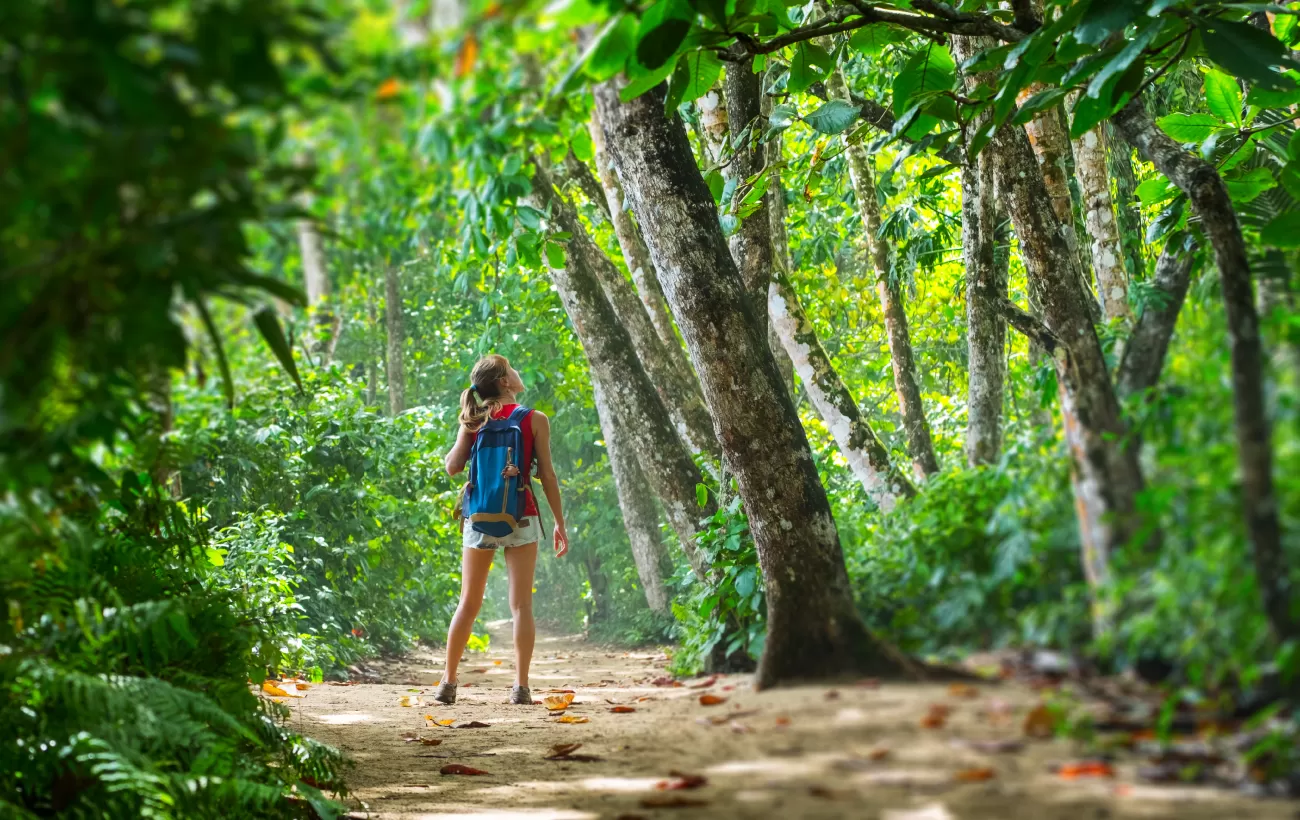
[458,354,511,432]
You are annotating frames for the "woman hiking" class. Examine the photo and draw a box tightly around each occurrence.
[437,354,569,706]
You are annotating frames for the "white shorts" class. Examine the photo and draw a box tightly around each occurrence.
[462,515,543,550]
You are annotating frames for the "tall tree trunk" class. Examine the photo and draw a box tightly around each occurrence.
[365,297,379,406]
[961,114,1007,467]
[954,37,1150,630]
[1116,246,1195,399]
[696,90,728,167]
[530,162,713,575]
[384,265,407,415]
[595,81,921,687]
[296,202,338,362]
[563,149,612,222]
[592,377,672,615]
[825,67,939,478]
[1106,124,1148,282]
[1112,101,1295,643]
[760,74,797,394]
[535,159,719,462]
[769,273,917,510]
[1068,101,1131,324]
[723,60,773,330]
[588,110,679,352]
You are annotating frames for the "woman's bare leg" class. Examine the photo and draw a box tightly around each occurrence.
[442,547,496,683]
[503,542,539,687]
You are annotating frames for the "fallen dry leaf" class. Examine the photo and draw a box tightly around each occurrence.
[921,704,951,729]
[543,688,576,694]
[295,683,311,691]
[261,682,291,698]
[808,785,844,799]
[825,690,841,700]
[868,748,891,761]
[651,676,682,687]
[965,739,1025,754]
[439,763,490,776]
[948,683,980,699]
[698,694,726,706]
[399,695,421,707]
[456,721,491,729]
[426,717,455,727]
[492,659,503,665]
[775,716,791,726]
[545,693,576,711]
[639,795,709,808]
[1056,761,1115,779]
[688,676,717,689]
[729,721,753,734]
[610,706,636,714]
[555,715,589,724]
[546,743,583,759]
[1023,704,1056,739]
[469,667,488,674]
[954,767,997,782]
[655,771,708,791]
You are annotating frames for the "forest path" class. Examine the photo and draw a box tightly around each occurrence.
[294,623,1296,820]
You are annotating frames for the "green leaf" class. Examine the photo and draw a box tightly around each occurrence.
[571,127,594,162]
[893,46,956,123]
[544,241,566,269]
[733,566,756,598]
[1246,80,1300,109]
[1261,210,1300,248]
[679,50,723,103]
[516,205,544,230]
[805,99,860,135]
[1012,87,1069,126]
[1220,136,1256,172]
[1224,166,1276,204]
[1135,177,1173,207]
[1074,0,1141,46]
[696,483,708,507]
[705,169,725,202]
[849,26,896,57]
[1072,20,1161,138]
[587,14,636,82]
[621,57,677,102]
[253,306,302,391]
[196,298,235,408]
[687,0,728,28]
[767,102,797,131]
[1203,69,1243,127]
[636,0,695,71]
[1155,112,1226,144]
[1196,16,1298,91]
[787,42,833,94]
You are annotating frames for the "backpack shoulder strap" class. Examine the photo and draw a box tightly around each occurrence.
[506,405,531,425]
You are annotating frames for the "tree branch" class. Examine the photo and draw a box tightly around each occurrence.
[999,298,1063,356]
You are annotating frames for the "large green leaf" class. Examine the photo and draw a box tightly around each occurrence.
[805,100,860,135]
[1203,69,1242,128]
[849,26,896,57]
[1224,167,1276,205]
[636,0,695,71]
[586,13,637,82]
[893,46,956,121]
[1156,113,1227,144]
[1260,210,1300,248]
[253,306,302,391]
[787,42,833,94]
[1196,16,1297,91]
[1074,0,1141,46]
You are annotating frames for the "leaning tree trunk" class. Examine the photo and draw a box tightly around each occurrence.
[1106,125,1148,281]
[592,378,672,614]
[1068,101,1132,324]
[723,60,774,331]
[588,110,679,352]
[563,149,611,223]
[530,162,714,575]
[1116,246,1195,399]
[954,36,1150,631]
[825,66,939,478]
[535,157,719,462]
[695,89,728,167]
[384,265,406,415]
[961,108,1007,467]
[1113,101,1295,643]
[760,72,797,394]
[595,80,921,688]
[769,272,917,510]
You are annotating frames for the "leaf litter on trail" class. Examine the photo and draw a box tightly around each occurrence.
[555,715,589,724]
[688,676,717,689]
[921,703,951,729]
[400,731,442,746]
[456,721,491,729]
[426,716,455,727]
[954,767,997,782]
[610,705,636,713]
[543,743,602,762]
[262,681,304,698]
[948,683,980,699]
[640,795,709,808]
[655,771,708,791]
[399,695,421,707]
[1055,761,1115,779]
[1023,704,1057,738]
[440,763,491,776]
[544,693,576,711]
[698,694,726,706]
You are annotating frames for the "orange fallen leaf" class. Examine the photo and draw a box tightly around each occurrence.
[295,683,311,691]
[610,706,636,713]
[555,715,589,724]
[440,763,490,776]
[655,771,707,790]
[426,717,455,727]
[698,694,726,706]
[775,716,791,726]
[955,767,997,782]
[1057,761,1115,779]
[1023,704,1056,739]
[374,79,400,101]
[492,659,502,666]
[868,748,890,761]
[688,676,717,689]
[545,694,576,711]
[454,34,479,79]
[262,682,291,698]
[351,627,365,637]
[948,683,980,699]
[921,703,951,729]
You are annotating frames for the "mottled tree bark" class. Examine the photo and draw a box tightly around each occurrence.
[723,60,774,331]
[297,207,338,361]
[761,78,797,395]
[1106,124,1148,282]
[595,80,922,687]
[384,265,406,415]
[1112,101,1294,643]
[769,272,917,510]
[592,377,672,614]
[1116,246,1194,399]
[954,36,1150,628]
[564,149,611,222]
[1068,102,1131,323]
[535,160,719,461]
[530,162,712,575]
[961,116,1007,467]
[696,89,728,166]
[825,67,939,479]
[588,110,679,352]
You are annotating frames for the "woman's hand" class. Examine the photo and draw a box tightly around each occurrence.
[553,524,569,558]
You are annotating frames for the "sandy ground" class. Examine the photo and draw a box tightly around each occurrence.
[288,621,1299,820]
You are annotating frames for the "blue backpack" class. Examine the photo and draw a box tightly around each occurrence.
[461,405,533,537]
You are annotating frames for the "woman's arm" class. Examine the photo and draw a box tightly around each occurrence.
[444,426,474,475]
[531,411,568,557]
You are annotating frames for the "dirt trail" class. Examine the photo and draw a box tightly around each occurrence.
[292,622,1297,819]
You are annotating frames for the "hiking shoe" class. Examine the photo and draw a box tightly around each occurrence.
[433,680,457,705]
[508,685,532,705]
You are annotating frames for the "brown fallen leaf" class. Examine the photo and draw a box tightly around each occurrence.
[545,693,576,711]
[546,743,583,759]
[456,721,491,729]
[775,716,791,726]
[614,814,647,820]
[954,767,997,782]
[610,706,637,714]
[948,683,980,699]
[469,667,488,674]
[544,688,576,694]
[555,715,589,724]
[639,795,709,808]
[698,694,726,706]
[808,785,843,799]
[965,739,1025,754]
[655,771,708,791]
[868,747,891,761]
[921,704,951,729]
[688,676,717,689]
[440,764,490,776]
[825,690,841,701]
[1023,704,1056,739]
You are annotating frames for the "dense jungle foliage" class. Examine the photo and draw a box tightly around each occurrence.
[4,0,1300,815]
